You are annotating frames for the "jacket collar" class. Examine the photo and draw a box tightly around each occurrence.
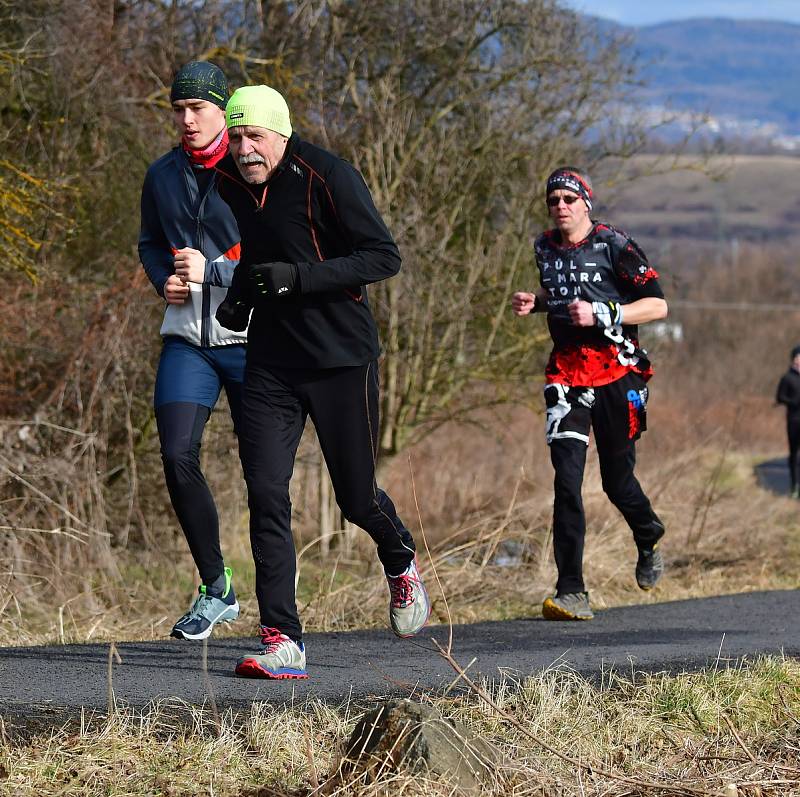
[271,132,299,180]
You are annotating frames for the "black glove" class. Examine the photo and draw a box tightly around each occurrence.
[215,263,252,331]
[251,261,299,301]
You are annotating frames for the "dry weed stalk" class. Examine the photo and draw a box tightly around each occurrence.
[433,640,732,797]
[201,637,222,736]
[106,641,121,719]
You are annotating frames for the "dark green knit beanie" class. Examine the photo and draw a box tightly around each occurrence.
[170,61,228,109]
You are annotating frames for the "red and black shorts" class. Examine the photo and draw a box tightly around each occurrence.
[544,371,649,448]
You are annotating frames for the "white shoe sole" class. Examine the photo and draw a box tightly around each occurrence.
[171,601,240,641]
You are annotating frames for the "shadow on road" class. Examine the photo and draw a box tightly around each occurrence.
[754,456,793,496]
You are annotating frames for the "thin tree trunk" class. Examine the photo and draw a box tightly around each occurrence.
[318,455,331,560]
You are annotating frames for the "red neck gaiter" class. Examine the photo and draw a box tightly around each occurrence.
[182,128,228,169]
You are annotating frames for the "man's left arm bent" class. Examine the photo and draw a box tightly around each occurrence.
[294,161,401,293]
[569,231,667,327]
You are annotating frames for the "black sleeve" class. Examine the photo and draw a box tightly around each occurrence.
[295,161,401,293]
[611,235,665,300]
[777,376,788,405]
[776,374,799,407]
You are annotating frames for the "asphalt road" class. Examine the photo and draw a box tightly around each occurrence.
[1,590,798,732]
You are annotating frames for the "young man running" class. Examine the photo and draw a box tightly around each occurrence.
[213,85,430,679]
[512,167,668,620]
[138,61,244,640]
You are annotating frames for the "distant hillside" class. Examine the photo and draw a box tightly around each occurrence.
[592,17,800,137]
[595,154,800,254]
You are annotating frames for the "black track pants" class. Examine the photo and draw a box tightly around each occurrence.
[239,361,416,642]
[546,372,663,595]
[156,396,242,585]
[788,419,800,492]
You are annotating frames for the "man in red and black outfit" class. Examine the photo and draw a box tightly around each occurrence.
[512,167,668,620]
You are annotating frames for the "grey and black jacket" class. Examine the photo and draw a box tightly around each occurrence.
[139,146,246,347]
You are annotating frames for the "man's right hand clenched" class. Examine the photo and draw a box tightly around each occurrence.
[164,273,190,305]
[511,291,536,316]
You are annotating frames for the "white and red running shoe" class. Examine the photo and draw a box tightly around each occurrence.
[386,559,431,638]
[235,626,308,679]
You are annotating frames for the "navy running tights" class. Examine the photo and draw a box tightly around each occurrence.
[156,401,237,585]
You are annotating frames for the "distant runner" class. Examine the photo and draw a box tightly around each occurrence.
[775,345,800,498]
[512,166,668,620]
[138,62,244,641]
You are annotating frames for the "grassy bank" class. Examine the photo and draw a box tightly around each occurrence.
[2,656,798,796]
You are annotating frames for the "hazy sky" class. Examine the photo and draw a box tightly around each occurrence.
[561,0,800,25]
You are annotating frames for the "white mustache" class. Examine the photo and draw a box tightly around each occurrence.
[239,153,266,165]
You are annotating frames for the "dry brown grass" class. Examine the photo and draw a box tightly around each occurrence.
[3,392,796,646]
[1,656,798,796]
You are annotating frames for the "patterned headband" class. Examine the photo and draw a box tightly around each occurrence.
[546,171,593,211]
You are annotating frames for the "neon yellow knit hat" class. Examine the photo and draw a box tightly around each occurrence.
[226,85,292,137]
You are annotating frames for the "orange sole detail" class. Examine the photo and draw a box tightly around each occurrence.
[542,598,593,621]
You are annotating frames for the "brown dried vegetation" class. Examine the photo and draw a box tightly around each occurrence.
[1,2,799,794]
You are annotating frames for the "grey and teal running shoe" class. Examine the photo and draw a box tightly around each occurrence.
[171,566,240,640]
[542,591,594,621]
[636,545,664,591]
[386,559,431,638]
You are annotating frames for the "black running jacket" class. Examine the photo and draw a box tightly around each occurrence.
[215,134,400,369]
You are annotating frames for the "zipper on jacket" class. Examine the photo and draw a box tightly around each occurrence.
[196,173,212,348]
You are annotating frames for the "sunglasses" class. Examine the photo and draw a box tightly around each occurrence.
[546,194,582,207]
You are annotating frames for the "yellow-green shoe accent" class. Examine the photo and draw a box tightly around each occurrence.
[542,592,594,621]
